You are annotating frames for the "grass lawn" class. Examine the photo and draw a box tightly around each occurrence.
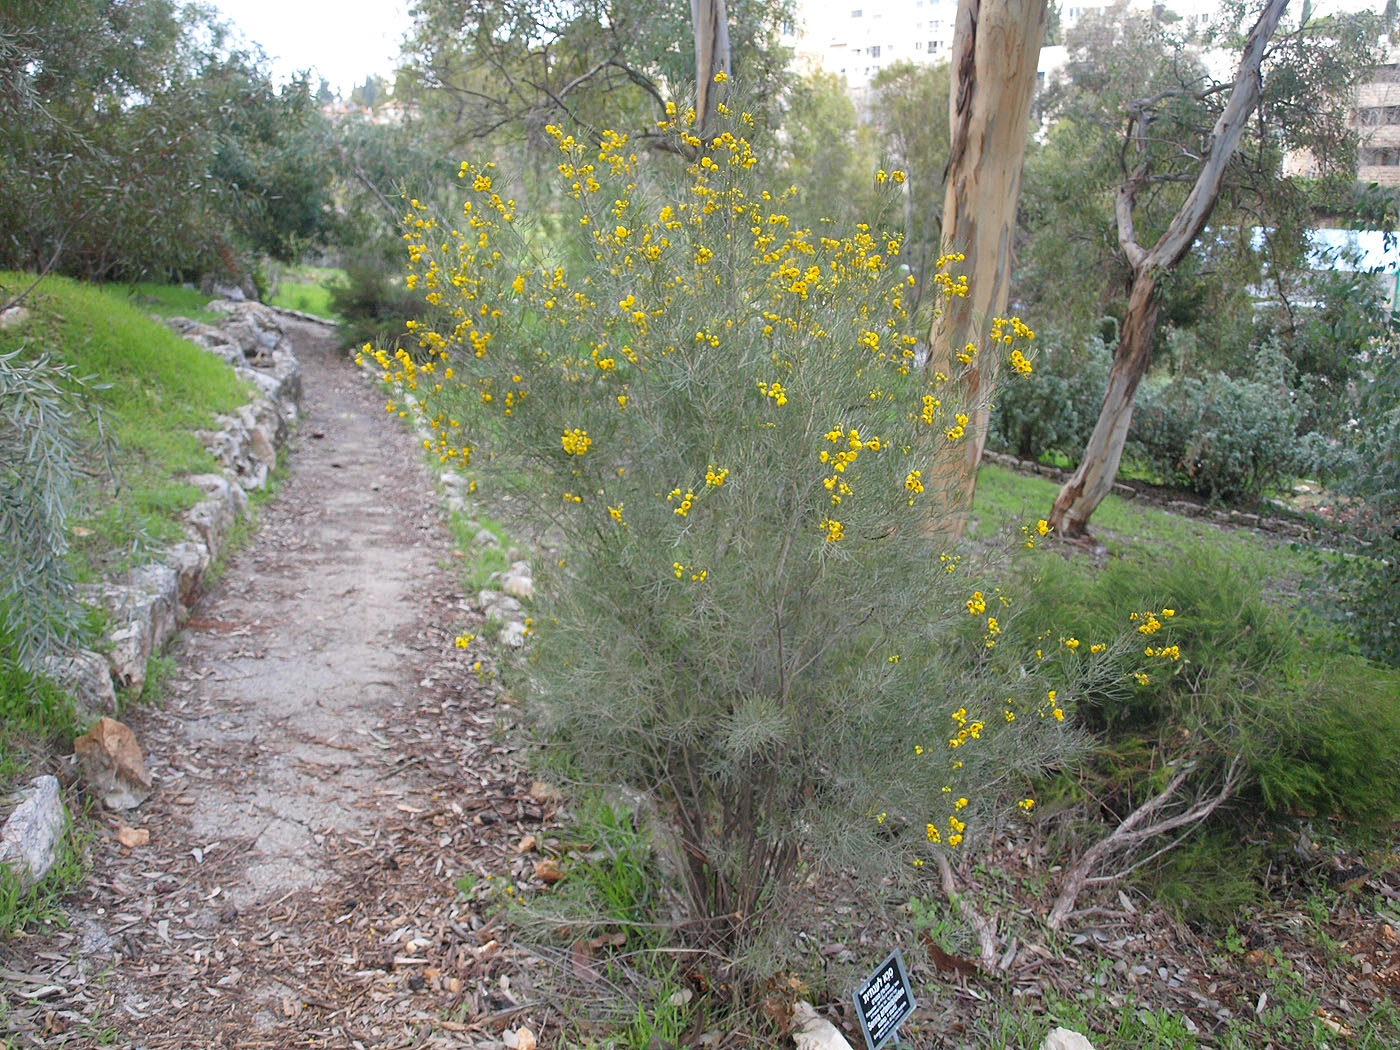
[268,264,345,321]
[971,462,1329,594]
[114,280,222,324]
[0,274,250,581]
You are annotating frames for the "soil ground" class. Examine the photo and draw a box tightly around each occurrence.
[2,318,557,1048]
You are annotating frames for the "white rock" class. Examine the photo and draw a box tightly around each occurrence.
[0,305,30,329]
[791,1002,855,1050]
[104,623,149,693]
[44,649,117,718]
[503,574,534,600]
[500,621,528,648]
[0,776,65,888]
[474,528,502,549]
[165,541,211,604]
[1041,1028,1097,1050]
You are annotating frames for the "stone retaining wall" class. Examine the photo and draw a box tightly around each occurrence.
[45,301,302,718]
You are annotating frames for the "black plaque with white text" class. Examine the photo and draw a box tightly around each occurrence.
[853,949,916,1050]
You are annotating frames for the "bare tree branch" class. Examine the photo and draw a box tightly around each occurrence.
[1046,755,1244,930]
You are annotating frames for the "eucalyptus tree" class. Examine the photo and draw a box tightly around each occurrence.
[925,0,1048,521]
[1043,0,1382,535]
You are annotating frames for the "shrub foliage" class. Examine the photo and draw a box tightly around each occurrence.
[368,97,1146,953]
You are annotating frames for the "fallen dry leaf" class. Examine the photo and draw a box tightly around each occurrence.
[515,1026,537,1050]
[514,834,537,854]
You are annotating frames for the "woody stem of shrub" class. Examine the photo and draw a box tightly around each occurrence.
[1046,754,1243,930]
[935,853,1001,972]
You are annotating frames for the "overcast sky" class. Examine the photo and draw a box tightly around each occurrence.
[210,0,1389,98]
[211,0,414,95]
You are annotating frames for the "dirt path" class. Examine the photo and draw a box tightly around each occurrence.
[3,319,556,1048]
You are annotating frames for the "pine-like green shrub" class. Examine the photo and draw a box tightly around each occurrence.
[1313,340,1400,666]
[377,99,1160,956]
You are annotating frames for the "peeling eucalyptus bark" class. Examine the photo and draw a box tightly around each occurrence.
[926,0,1047,528]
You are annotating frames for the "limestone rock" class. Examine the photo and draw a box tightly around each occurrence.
[478,590,523,622]
[183,473,247,555]
[500,621,528,648]
[165,540,211,606]
[0,305,30,329]
[1041,1028,1097,1050]
[791,1002,854,1050]
[74,717,153,810]
[44,649,117,719]
[503,561,534,600]
[129,562,180,655]
[0,776,65,888]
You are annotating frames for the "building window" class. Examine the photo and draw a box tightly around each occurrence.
[1360,147,1400,166]
[852,8,862,16]
[869,45,881,58]
[1359,105,1400,126]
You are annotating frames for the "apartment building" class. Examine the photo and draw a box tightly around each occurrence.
[1355,57,1400,186]
[788,0,1222,98]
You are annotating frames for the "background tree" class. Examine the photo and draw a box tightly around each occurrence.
[399,0,793,152]
[0,0,336,285]
[1046,0,1382,535]
[926,0,1048,520]
[869,59,951,318]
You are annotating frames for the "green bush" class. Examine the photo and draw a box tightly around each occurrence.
[378,105,1128,959]
[1129,371,1303,503]
[328,247,421,351]
[989,332,1111,462]
[1310,340,1400,666]
[1013,549,1400,921]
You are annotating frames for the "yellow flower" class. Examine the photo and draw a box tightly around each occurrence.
[561,428,592,455]
[713,70,728,83]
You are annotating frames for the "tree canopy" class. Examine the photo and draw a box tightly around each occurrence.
[0,0,337,282]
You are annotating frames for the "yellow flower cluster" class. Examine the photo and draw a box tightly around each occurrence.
[561,428,592,455]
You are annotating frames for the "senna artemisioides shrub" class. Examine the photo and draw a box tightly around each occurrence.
[369,91,1171,954]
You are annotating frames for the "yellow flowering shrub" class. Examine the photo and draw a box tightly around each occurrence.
[373,98,1146,953]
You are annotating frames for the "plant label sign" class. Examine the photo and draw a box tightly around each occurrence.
[852,948,916,1050]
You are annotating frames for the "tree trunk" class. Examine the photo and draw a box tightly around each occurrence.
[1048,272,1159,536]
[1047,0,1290,535]
[926,0,1047,526]
[691,0,731,137]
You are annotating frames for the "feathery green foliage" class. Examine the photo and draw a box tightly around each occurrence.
[373,99,1171,960]
[0,347,100,673]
